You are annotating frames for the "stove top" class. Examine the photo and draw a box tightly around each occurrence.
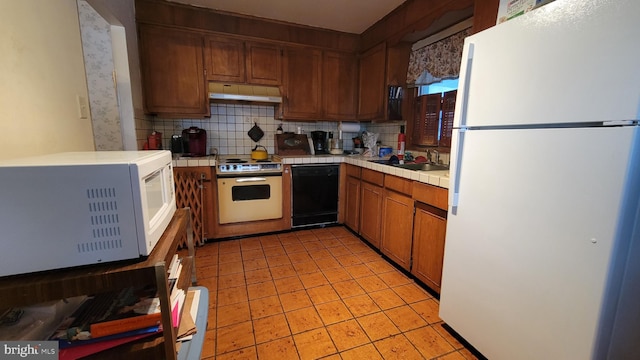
[217,155,282,174]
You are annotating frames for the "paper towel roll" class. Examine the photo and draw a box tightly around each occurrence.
[339,122,361,133]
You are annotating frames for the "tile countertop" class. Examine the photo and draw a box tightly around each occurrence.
[274,155,450,189]
[172,155,217,167]
[171,154,450,189]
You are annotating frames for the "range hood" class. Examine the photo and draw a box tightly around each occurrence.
[208,83,282,104]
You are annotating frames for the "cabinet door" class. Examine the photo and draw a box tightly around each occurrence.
[344,175,361,232]
[380,189,414,270]
[283,47,322,120]
[357,43,386,120]
[323,51,358,120]
[204,36,246,83]
[359,181,384,249]
[411,204,447,293]
[138,25,209,117]
[246,42,282,85]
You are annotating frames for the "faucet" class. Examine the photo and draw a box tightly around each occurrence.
[427,149,440,164]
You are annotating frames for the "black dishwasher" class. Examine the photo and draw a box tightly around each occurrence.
[291,164,340,227]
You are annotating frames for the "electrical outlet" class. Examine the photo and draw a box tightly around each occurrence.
[76,95,89,119]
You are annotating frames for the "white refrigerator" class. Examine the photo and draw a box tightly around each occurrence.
[439,1,640,359]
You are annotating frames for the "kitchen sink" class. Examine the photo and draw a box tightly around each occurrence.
[367,159,449,171]
[368,159,391,164]
[394,163,449,171]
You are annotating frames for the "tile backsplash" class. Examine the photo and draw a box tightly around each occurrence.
[152,103,448,164]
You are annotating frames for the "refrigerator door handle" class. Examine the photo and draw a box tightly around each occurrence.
[451,128,465,215]
[458,42,474,128]
[450,43,473,215]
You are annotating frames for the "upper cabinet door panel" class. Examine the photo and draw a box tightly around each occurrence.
[245,42,282,86]
[357,43,386,120]
[323,51,358,120]
[138,25,209,117]
[204,36,246,83]
[283,47,322,120]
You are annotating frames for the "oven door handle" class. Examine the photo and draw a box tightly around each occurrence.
[235,177,268,183]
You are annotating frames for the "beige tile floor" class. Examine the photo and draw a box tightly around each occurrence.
[194,226,480,360]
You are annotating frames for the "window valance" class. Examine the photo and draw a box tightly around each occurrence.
[406,27,471,87]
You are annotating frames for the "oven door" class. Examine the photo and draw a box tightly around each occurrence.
[217,174,282,224]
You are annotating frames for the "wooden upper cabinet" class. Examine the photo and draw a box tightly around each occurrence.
[282,47,322,120]
[203,37,281,86]
[204,36,245,83]
[323,51,358,120]
[245,42,282,86]
[357,43,386,120]
[138,24,209,117]
[357,42,411,122]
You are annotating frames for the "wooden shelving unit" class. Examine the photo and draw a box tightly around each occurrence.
[0,208,200,360]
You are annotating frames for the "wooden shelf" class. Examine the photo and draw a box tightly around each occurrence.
[0,208,198,360]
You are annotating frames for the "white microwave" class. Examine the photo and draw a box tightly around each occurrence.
[0,151,176,277]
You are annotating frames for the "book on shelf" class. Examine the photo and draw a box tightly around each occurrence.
[168,254,182,280]
[58,325,162,360]
[176,289,199,342]
[171,289,186,327]
[50,285,162,342]
[57,325,162,350]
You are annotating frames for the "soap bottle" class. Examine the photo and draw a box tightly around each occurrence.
[276,124,283,134]
[397,125,406,161]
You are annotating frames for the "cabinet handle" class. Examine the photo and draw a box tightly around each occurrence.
[451,42,474,215]
[236,177,267,183]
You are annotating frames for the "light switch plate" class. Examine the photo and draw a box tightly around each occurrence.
[76,95,89,119]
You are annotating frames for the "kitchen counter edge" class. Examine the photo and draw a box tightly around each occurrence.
[172,155,449,189]
[277,155,449,189]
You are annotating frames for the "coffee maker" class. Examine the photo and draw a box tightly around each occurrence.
[310,131,328,154]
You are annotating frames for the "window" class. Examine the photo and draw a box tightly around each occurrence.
[408,79,458,148]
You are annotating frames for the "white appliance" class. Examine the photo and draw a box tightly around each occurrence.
[0,151,176,276]
[439,1,640,359]
[216,156,283,224]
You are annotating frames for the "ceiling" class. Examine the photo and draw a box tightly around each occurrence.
[167,0,407,34]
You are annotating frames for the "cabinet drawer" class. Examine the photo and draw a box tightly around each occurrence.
[413,181,448,210]
[345,164,361,178]
[384,174,412,196]
[361,168,384,186]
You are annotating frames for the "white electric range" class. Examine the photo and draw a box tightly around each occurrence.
[215,155,283,224]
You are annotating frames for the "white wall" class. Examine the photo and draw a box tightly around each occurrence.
[0,1,95,160]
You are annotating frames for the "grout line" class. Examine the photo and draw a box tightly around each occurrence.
[202,226,468,359]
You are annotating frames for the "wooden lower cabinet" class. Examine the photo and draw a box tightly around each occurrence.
[359,181,384,249]
[411,203,447,293]
[380,189,414,271]
[344,175,361,232]
[341,165,449,292]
